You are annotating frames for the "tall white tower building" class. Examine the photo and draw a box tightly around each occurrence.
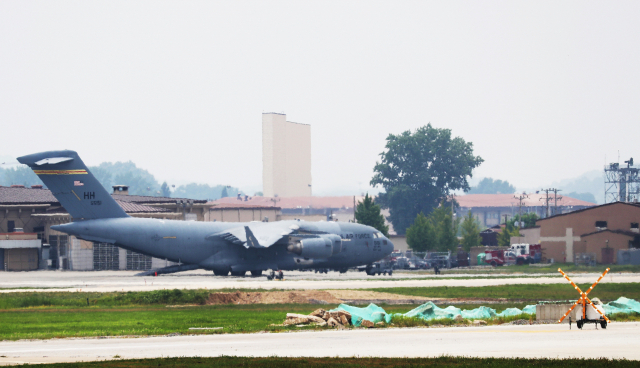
[262,113,312,197]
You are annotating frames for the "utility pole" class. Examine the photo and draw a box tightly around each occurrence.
[552,189,562,216]
[514,193,529,228]
[540,189,551,218]
[540,188,561,217]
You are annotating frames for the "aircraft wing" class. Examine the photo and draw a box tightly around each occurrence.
[206,222,299,248]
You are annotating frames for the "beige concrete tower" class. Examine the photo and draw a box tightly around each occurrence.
[262,113,312,197]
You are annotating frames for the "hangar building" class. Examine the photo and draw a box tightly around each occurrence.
[536,202,640,264]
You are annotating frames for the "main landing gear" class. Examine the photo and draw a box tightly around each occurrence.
[213,270,265,277]
[267,270,284,281]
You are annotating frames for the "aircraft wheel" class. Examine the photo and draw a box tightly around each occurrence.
[491,261,497,267]
[577,320,583,330]
[388,271,393,276]
[231,271,247,277]
[250,270,263,277]
[213,269,229,276]
[600,320,607,329]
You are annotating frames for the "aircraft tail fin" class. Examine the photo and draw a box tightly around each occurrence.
[17,150,129,220]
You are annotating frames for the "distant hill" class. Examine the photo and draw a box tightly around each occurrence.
[548,170,603,204]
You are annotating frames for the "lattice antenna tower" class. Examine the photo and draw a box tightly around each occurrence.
[604,157,640,203]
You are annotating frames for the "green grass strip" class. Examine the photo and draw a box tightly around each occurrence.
[366,283,640,301]
[415,264,640,275]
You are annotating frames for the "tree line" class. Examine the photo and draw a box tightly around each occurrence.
[0,163,239,201]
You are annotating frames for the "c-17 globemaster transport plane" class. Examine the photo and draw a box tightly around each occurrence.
[18,151,393,276]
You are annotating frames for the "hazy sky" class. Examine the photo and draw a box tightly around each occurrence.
[1,1,639,195]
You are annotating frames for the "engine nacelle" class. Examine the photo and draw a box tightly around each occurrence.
[287,234,342,259]
[324,234,343,255]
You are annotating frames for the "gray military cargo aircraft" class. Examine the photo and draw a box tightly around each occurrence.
[18,150,393,276]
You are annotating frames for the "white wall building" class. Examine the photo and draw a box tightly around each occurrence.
[262,113,312,197]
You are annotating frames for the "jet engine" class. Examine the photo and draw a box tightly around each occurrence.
[287,234,342,259]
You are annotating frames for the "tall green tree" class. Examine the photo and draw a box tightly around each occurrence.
[160,182,171,197]
[406,203,459,252]
[460,211,481,252]
[406,212,436,252]
[497,223,520,247]
[468,178,515,194]
[507,213,539,229]
[1,166,44,188]
[431,203,459,252]
[172,183,237,200]
[371,124,483,234]
[90,161,160,196]
[355,193,389,236]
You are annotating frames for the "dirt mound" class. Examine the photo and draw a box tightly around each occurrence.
[206,290,343,305]
[325,289,435,301]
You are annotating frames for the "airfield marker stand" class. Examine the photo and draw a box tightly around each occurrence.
[557,267,611,329]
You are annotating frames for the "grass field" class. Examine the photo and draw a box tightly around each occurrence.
[368,282,640,301]
[397,264,640,275]
[12,357,638,368]
[0,284,638,341]
[0,302,540,341]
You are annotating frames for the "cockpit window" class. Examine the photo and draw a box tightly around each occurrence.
[374,232,381,238]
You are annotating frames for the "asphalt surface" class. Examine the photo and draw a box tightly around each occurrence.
[0,322,638,364]
[1,270,638,292]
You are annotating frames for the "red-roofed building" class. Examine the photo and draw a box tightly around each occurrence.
[454,193,596,228]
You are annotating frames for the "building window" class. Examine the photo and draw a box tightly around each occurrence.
[595,221,607,229]
[7,221,15,233]
[631,223,639,229]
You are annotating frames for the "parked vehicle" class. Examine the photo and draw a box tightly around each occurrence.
[485,249,516,267]
[456,250,470,267]
[366,261,393,276]
[509,243,542,265]
[425,251,457,269]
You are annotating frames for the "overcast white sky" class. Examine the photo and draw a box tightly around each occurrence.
[1,1,639,195]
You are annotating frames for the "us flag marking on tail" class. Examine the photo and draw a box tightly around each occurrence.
[74,181,84,186]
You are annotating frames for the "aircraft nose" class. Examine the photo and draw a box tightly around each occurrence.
[384,237,394,255]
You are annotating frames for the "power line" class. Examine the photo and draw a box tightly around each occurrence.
[539,188,561,217]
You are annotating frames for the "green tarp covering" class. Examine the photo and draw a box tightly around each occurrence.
[331,301,536,326]
[332,298,639,326]
[603,297,640,315]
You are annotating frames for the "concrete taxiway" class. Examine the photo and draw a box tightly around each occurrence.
[1,270,638,293]
[0,322,638,365]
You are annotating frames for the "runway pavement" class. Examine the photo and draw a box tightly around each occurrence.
[0,322,638,364]
[0,270,638,293]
